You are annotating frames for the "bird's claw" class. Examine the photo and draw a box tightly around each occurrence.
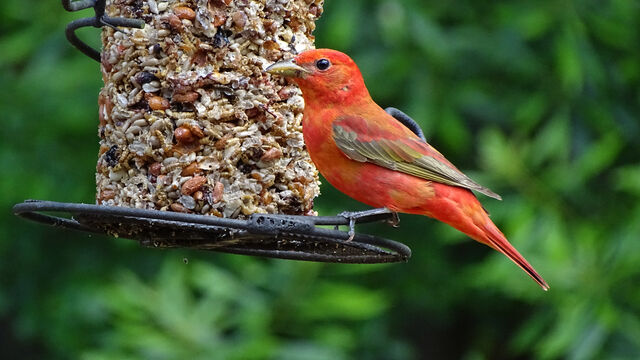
[338,208,398,241]
[388,212,400,227]
[347,217,356,241]
[337,210,358,241]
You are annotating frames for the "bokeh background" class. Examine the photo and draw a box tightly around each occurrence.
[2,0,640,359]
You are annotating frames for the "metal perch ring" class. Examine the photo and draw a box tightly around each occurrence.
[13,200,411,264]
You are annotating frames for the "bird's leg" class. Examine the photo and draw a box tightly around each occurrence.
[338,207,396,241]
[388,211,400,227]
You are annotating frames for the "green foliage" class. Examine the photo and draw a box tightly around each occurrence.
[1,0,639,359]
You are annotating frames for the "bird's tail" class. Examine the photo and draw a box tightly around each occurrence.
[479,220,550,291]
[421,185,549,290]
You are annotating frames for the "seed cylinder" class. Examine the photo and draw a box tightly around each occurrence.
[96,0,323,218]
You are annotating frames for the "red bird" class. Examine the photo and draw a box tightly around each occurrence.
[267,49,549,290]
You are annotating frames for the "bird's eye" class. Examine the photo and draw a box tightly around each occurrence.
[315,58,331,71]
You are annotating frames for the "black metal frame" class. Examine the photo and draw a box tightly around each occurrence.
[13,200,411,264]
[385,107,426,141]
[63,0,145,62]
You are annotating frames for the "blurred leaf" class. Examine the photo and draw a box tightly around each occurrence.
[574,131,623,182]
[528,110,570,166]
[614,165,640,196]
[300,282,389,321]
[319,1,360,51]
[554,26,584,95]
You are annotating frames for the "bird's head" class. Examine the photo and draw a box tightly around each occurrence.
[266,49,369,104]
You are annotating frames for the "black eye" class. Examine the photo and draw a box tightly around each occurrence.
[315,58,331,71]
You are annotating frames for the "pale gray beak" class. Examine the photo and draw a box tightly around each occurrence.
[265,59,310,77]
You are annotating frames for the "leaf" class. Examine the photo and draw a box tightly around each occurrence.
[299,282,389,321]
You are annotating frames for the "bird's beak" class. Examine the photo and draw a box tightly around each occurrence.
[265,59,310,78]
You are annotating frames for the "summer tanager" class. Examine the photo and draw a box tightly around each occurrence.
[267,49,549,290]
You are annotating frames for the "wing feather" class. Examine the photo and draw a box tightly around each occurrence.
[333,115,502,200]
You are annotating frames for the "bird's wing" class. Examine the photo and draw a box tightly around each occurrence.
[332,115,502,200]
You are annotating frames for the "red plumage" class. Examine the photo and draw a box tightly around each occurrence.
[268,49,549,290]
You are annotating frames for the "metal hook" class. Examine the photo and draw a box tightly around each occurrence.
[63,0,145,62]
[385,107,427,142]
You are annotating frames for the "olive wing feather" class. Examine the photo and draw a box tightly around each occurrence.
[332,116,502,200]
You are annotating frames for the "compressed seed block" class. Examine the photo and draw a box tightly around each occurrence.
[96,0,323,218]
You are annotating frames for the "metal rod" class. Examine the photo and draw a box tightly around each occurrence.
[62,0,97,12]
[65,17,101,61]
[62,0,144,62]
[385,107,427,141]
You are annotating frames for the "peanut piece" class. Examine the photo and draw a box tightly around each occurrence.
[181,162,200,176]
[260,148,283,161]
[182,175,207,195]
[211,181,224,203]
[174,126,195,143]
[170,203,190,213]
[148,96,170,110]
[174,6,196,21]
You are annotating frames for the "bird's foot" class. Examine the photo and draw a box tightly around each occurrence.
[338,208,397,241]
[387,211,400,228]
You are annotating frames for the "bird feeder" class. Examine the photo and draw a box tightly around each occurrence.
[13,0,415,263]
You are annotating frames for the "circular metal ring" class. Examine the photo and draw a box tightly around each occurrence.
[13,200,411,264]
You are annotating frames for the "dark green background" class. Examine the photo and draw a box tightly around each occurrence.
[1,1,639,359]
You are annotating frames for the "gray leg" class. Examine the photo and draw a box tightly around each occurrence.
[388,211,400,227]
[338,208,397,241]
